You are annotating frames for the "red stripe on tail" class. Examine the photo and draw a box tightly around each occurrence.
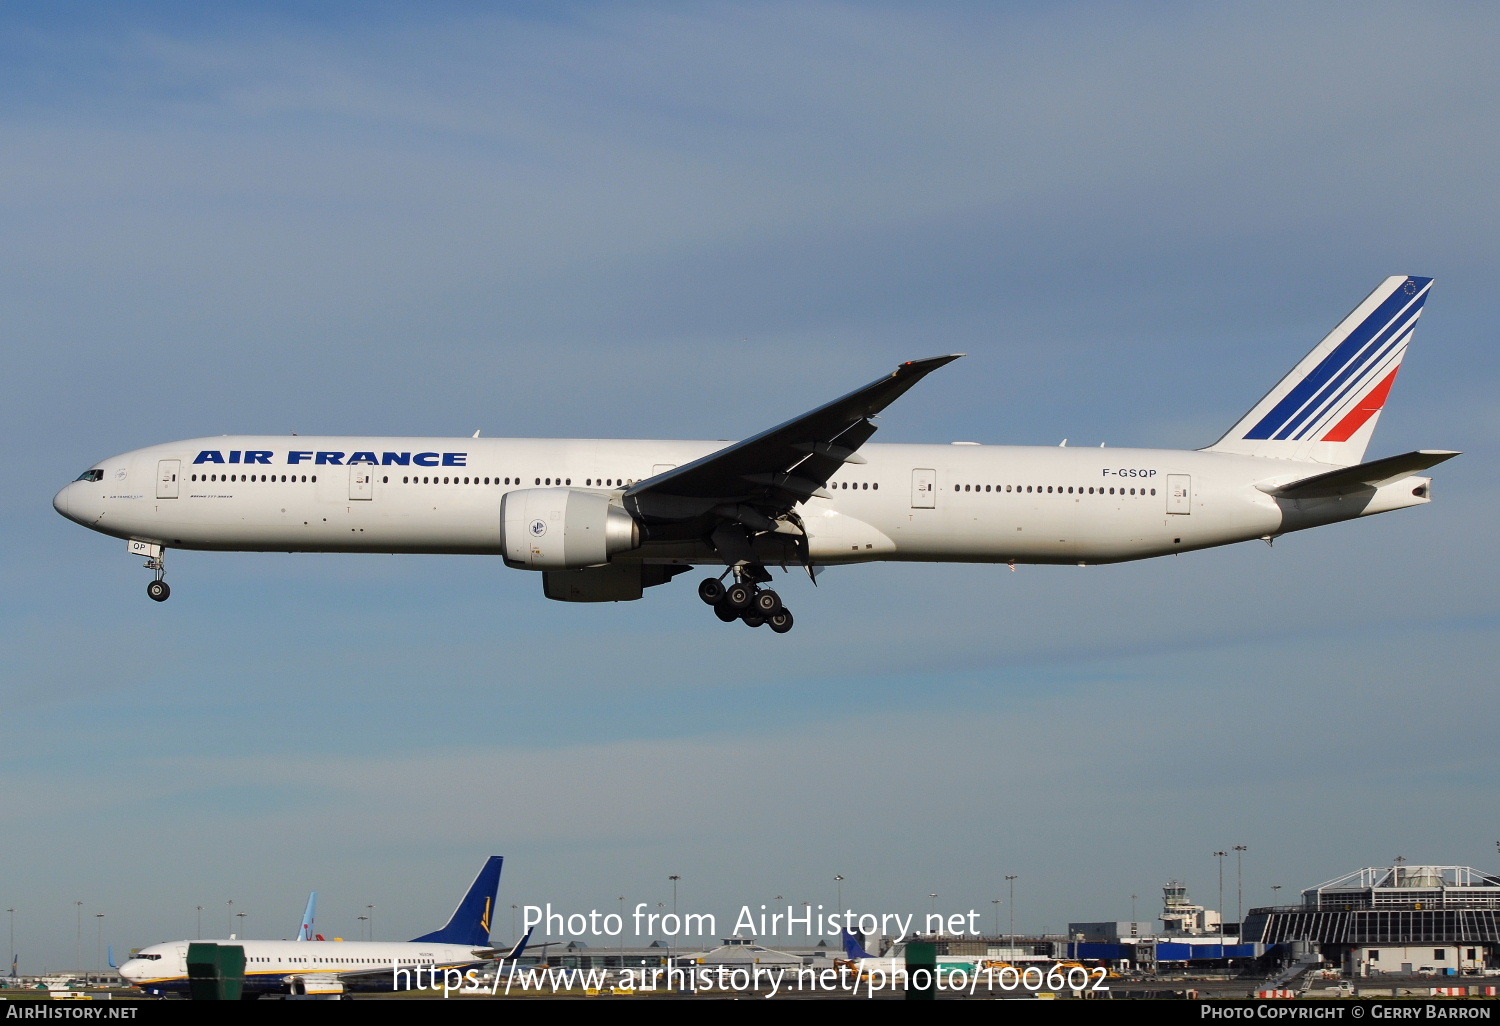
[1321,367,1400,442]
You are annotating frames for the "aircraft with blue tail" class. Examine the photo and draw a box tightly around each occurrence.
[55,277,1456,631]
[118,856,529,997]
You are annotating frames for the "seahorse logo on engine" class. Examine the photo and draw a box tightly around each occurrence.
[529,519,547,537]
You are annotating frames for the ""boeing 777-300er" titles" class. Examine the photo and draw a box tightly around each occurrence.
[54,276,1457,633]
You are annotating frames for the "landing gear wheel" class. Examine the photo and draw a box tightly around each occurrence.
[698,578,726,606]
[725,583,754,609]
[769,609,794,633]
[752,589,781,615]
[713,603,739,623]
[147,580,171,602]
[741,614,766,628]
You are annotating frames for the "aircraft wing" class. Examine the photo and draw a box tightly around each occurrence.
[1259,449,1460,499]
[624,355,962,527]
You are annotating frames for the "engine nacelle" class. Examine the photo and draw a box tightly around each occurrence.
[500,488,640,570]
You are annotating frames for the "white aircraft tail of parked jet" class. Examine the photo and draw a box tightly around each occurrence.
[296,892,318,942]
[117,856,525,997]
[55,276,1457,632]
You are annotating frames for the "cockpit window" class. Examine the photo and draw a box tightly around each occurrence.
[75,469,104,482]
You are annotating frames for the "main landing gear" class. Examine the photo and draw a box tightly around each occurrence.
[698,574,794,633]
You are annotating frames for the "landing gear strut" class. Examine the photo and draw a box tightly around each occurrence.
[699,567,793,632]
[144,551,170,602]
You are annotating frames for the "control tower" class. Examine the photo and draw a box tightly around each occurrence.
[1161,879,1221,935]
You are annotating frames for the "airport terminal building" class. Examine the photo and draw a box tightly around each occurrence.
[1243,864,1500,976]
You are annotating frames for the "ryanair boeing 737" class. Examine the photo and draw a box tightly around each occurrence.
[54,276,1457,633]
[118,856,525,997]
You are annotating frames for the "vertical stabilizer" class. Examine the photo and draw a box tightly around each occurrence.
[410,856,503,946]
[1206,276,1432,465]
[841,927,874,960]
[295,892,317,941]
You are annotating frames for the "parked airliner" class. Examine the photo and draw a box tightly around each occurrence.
[836,929,977,978]
[55,276,1456,633]
[118,856,525,997]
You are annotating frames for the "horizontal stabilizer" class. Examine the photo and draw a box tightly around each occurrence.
[1259,450,1460,499]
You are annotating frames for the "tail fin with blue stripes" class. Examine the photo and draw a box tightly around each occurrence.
[1206,276,1433,465]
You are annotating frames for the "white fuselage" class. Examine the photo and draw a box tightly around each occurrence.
[53,434,1433,571]
[117,936,488,995]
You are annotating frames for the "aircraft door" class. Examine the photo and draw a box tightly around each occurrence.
[1166,474,1191,514]
[911,467,936,508]
[156,460,180,499]
[349,467,374,500]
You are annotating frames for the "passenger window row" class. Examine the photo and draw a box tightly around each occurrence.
[389,476,641,486]
[953,483,1158,496]
[191,473,317,483]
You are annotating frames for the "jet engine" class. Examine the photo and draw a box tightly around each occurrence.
[500,488,640,570]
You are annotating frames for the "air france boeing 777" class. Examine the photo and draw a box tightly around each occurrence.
[54,276,1456,633]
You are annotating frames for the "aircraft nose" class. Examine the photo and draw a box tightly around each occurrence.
[53,484,72,519]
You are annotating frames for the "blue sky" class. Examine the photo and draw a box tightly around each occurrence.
[4,1,1498,969]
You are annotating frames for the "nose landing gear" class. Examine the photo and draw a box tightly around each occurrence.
[143,550,170,602]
